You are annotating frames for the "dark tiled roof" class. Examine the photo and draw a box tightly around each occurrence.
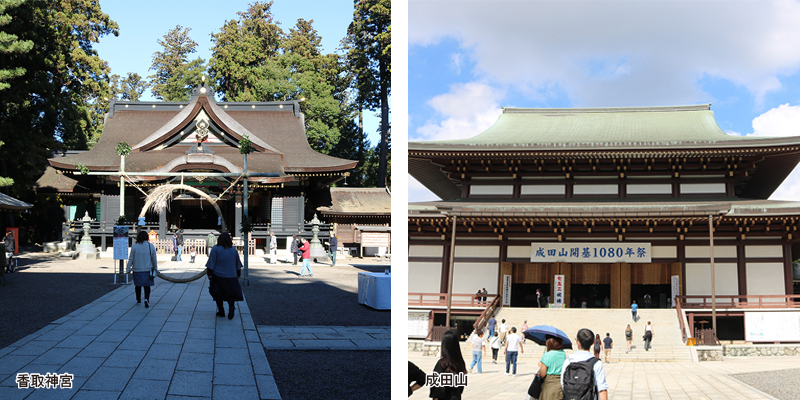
[0,192,32,210]
[49,93,357,174]
[33,166,79,192]
[318,187,391,216]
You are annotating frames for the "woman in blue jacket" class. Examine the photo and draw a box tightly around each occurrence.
[206,232,243,319]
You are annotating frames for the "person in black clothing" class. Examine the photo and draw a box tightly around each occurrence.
[4,231,15,273]
[328,233,338,267]
[290,234,300,265]
[409,361,426,397]
[430,330,467,400]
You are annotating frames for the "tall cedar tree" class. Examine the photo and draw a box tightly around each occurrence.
[110,72,149,101]
[0,0,117,197]
[0,0,33,91]
[209,2,355,157]
[346,0,390,187]
[149,25,206,101]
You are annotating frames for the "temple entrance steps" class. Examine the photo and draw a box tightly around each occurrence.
[475,308,692,362]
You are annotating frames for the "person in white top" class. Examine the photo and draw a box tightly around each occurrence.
[498,319,508,344]
[644,321,654,351]
[469,329,486,373]
[503,327,524,376]
[490,331,501,364]
[561,328,609,400]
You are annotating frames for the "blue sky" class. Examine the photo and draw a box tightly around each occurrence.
[408,0,800,202]
[94,0,381,146]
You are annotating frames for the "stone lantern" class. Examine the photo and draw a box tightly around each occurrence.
[309,214,329,263]
[77,212,100,259]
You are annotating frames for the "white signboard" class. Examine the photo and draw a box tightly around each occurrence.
[745,311,800,342]
[502,274,512,306]
[530,243,651,263]
[408,311,430,339]
[671,275,680,308]
[113,226,129,260]
[553,274,565,307]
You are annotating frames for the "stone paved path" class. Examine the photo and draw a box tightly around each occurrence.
[0,264,280,400]
[258,326,390,350]
[408,349,800,399]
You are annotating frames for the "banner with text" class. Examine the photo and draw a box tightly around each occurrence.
[553,274,565,307]
[113,226,129,260]
[502,275,512,306]
[530,243,651,263]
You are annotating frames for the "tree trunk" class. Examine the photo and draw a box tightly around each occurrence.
[377,56,389,188]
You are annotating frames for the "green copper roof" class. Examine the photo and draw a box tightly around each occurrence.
[411,104,756,149]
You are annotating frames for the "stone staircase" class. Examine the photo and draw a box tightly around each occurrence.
[464,308,692,362]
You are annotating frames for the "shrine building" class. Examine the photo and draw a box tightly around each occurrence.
[34,83,357,247]
[408,104,800,340]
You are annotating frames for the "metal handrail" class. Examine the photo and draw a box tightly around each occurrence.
[675,300,689,343]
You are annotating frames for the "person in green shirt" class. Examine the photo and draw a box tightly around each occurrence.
[537,336,566,400]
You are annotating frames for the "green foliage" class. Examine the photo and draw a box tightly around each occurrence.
[149,25,206,101]
[240,216,253,234]
[110,72,149,101]
[239,135,254,155]
[346,0,391,187]
[115,141,131,157]
[75,164,89,175]
[115,215,126,225]
[0,0,33,91]
[0,0,117,197]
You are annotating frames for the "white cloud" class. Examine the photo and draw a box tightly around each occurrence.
[408,175,442,203]
[414,82,504,141]
[409,0,800,106]
[748,103,800,137]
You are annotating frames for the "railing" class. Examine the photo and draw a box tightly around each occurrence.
[65,220,331,241]
[694,328,719,345]
[675,300,689,343]
[473,296,502,333]
[408,293,496,308]
[678,295,800,309]
[427,324,457,342]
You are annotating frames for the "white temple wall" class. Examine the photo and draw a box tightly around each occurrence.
[685,245,737,258]
[469,185,513,196]
[745,245,784,259]
[408,262,442,294]
[455,245,499,258]
[627,184,672,195]
[409,245,444,258]
[573,184,618,195]
[746,262,786,301]
[651,246,677,258]
[520,185,565,196]
[685,263,739,298]
[452,262,499,294]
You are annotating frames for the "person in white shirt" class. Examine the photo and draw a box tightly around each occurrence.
[490,331,501,364]
[469,329,486,373]
[561,328,609,400]
[498,319,508,344]
[503,327,524,376]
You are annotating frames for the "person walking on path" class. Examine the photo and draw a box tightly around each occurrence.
[498,319,508,344]
[206,232,244,320]
[299,237,312,277]
[521,320,529,343]
[290,234,299,265]
[430,330,466,400]
[561,328,609,400]
[4,230,15,273]
[206,232,217,250]
[537,337,566,400]
[487,315,497,338]
[188,247,197,263]
[328,233,338,267]
[126,230,158,308]
[469,329,486,374]
[490,331,501,364]
[644,293,652,308]
[603,333,613,363]
[268,232,278,264]
[175,230,184,261]
[536,289,542,308]
[644,321,654,351]
[625,324,633,353]
[631,300,639,322]
[504,327,523,376]
[481,288,488,302]
[593,333,602,359]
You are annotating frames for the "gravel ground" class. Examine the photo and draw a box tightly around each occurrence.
[0,249,120,349]
[730,368,800,400]
[266,350,391,400]
[242,258,391,399]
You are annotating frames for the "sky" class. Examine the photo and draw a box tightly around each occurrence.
[93,0,381,146]
[408,0,800,202]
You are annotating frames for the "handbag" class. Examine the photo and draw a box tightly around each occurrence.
[149,244,158,278]
[527,373,543,399]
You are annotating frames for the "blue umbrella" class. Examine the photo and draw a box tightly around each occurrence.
[523,325,573,349]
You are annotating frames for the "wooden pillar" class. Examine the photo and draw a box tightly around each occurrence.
[620,263,632,308]
[562,262,572,308]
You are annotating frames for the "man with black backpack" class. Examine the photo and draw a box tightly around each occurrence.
[560,328,609,400]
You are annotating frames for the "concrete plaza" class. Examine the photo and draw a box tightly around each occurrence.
[408,348,800,400]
